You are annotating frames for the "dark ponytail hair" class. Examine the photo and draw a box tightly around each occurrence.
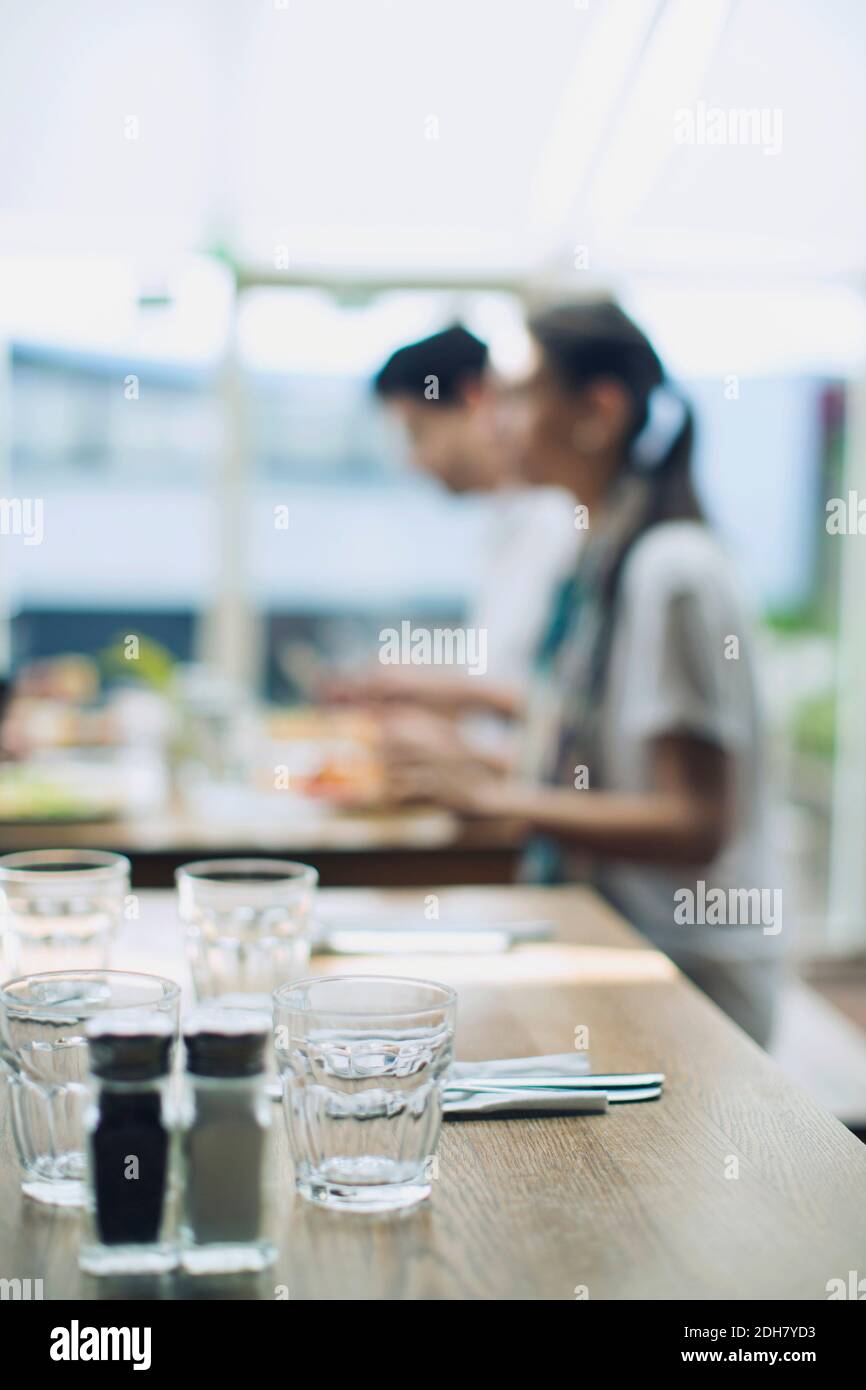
[528,300,703,626]
[528,298,702,527]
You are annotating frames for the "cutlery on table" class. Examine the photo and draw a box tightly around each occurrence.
[445,1071,664,1105]
[313,919,555,955]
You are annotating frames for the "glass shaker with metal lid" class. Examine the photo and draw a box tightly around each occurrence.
[180,1008,276,1275]
[79,1010,177,1275]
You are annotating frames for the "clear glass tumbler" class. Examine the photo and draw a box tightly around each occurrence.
[0,969,180,1206]
[273,975,457,1213]
[0,850,131,978]
[176,858,318,1009]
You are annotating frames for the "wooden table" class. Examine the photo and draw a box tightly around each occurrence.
[0,808,521,888]
[3,885,866,1300]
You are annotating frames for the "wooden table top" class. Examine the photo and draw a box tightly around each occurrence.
[3,885,866,1301]
[0,804,470,853]
[0,807,522,888]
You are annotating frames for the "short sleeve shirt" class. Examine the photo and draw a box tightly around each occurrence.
[593,521,780,960]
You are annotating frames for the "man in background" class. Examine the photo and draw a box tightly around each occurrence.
[328,324,576,720]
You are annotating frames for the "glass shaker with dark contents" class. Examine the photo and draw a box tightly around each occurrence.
[180,1009,276,1274]
[79,1011,177,1275]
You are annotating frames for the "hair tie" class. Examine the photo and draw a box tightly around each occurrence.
[630,384,689,470]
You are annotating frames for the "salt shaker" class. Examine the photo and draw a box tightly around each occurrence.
[79,1012,177,1275]
[180,1009,276,1274]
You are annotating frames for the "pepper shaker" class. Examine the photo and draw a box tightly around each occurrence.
[180,1009,276,1274]
[79,1012,177,1276]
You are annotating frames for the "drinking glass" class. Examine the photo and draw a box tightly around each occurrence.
[177,859,318,1008]
[0,850,131,977]
[273,974,456,1212]
[0,969,180,1206]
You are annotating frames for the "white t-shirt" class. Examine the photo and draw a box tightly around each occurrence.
[594,521,780,962]
[470,487,578,690]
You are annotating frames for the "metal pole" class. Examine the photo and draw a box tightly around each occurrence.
[827,362,866,950]
[198,289,261,694]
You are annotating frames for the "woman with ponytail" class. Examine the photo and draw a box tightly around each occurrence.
[385,299,780,1045]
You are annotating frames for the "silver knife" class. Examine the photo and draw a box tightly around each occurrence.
[448,1071,664,1091]
[446,1082,662,1105]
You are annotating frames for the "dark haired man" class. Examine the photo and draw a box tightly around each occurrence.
[368,324,577,701]
[373,325,502,494]
[322,321,578,788]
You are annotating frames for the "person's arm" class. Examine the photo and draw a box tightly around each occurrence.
[406,733,732,866]
[321,666,524,720]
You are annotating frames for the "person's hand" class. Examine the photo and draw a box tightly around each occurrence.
[378,706,467,764]
[379,745,504,815]
[318,666,440,707]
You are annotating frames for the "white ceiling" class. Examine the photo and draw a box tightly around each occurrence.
[0,0,864,280]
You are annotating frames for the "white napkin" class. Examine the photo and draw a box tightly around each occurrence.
[444,1052,607,1117]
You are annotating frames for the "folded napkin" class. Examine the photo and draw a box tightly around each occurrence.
[444,1052,607,1117]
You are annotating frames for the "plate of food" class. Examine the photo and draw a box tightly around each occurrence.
[0,767,118,824]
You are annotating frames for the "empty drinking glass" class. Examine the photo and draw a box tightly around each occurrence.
[274,975,456,1212]
[0,969,180,1206]
[0,850,131,977]
[177,859,318,1009]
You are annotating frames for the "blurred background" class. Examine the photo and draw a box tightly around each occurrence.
[1,0,866,1105]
